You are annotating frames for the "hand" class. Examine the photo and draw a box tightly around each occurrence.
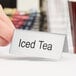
[0,5,15,46]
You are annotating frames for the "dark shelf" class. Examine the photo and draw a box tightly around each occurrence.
[0,0,16,8]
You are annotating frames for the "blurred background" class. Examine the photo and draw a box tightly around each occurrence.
[0,0,48,32]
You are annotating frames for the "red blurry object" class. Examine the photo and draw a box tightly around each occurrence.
[11,11,29,28]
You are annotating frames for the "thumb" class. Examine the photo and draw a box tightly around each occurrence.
[0,37,8,46]
[0,5,5,14]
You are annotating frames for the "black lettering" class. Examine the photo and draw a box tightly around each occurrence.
[43,43,47,50]
[31,40,36,48]
[19,39,22,47]
[21,41,26,48]
[47,44,52,50]
[26,42,30,48]
[39,40,44,49]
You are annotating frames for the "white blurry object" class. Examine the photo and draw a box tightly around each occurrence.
[0,44,10,56]
[47,0,73,53]
[17,0,40,13]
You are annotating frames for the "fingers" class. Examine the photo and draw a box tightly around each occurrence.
[0,5,4,14]
[0,5,15,46]
[0,19,14,43]
[0,37,8,46]
[0,5,15,29]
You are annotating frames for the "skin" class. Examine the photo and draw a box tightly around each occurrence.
[0,5,15,46]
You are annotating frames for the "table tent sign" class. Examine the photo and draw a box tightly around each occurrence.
[10,30,65,60]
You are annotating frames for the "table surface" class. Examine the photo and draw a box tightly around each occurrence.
[0,45,76,76]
